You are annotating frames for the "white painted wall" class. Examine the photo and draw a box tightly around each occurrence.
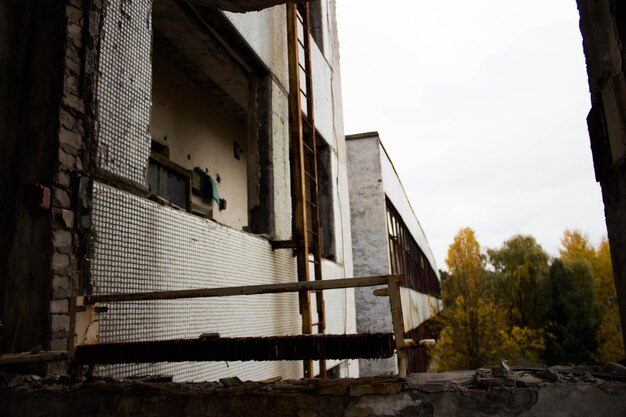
[347,133,442,375]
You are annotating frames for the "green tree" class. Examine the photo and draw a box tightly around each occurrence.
[558,231,624,363]
[487,235,549,328]
[540,259,600,365]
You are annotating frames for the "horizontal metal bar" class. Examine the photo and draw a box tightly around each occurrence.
[74,334,396,365]
[82,275,403,304]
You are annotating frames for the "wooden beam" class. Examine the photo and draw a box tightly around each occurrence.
[387,278,408,377]
[82,275,403,304]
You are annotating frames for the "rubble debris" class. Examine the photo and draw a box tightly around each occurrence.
[219,377,243,387]
[537,368,560,382]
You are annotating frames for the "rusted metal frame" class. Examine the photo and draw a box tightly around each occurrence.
[82,274,402,304]
[287,2,313,378]
[299,2,326,377]
[73,333,396,365]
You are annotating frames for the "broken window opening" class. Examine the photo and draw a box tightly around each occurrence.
[149,5,272,234]
[386,198,440,296]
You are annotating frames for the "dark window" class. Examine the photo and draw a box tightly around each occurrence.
[148,149,191,211]
[317,138,335,259]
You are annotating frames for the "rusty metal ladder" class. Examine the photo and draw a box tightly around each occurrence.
[286,2,326,378]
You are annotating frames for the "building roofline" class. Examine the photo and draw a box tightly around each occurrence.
[345,131,380,140]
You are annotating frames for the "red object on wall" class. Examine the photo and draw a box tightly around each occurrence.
[23,184,51,210]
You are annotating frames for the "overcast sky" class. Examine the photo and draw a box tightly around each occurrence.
[336,0,607,271]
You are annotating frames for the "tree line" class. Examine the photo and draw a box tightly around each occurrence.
[431,228,624,371]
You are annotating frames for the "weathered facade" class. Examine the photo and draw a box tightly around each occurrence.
[578,0,626,349]
[0,0,357,381]
[347,133,442,376]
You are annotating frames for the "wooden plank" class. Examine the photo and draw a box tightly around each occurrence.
[387,277,408,377]
[83,275,402,304]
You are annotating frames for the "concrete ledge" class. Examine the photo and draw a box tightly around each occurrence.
[1,372,626,417]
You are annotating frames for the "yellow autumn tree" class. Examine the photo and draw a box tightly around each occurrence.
[433,228,510,370]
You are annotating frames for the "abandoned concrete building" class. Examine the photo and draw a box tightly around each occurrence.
[1,0,444,384]
[3,0,626,416]
[347,132,441,376]
[0,0,375,381]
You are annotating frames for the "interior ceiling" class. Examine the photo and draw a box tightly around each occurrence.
[153,0,251,123]
[189,0,309,13]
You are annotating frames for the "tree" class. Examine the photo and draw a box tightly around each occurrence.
[558,231,624,363]
[487,235,549,328]
[434,228,514,370]
[540,259,600,365]
[591,239,625,362]
[559,229,595,264]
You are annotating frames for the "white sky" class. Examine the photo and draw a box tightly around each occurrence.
[336,0,607,271]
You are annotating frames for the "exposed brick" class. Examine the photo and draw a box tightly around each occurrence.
[60,108,79,131]
[64,54,81,76]
[67,23,83,49]
[66,5,83,25]
[53,289,72,299]
[53,188,72,209]
[75,155,83,172]
[50,299,69,314]
[60,126,82,150]
[52,253,70,273]
[53,230,73,248]
[52,275,70,290]
[55,171,71,187]
[49,338,68,351]
[63,93,85,113]
[61,209,76,228]
[63,73,81,101]
[58,148,75,171]
[51,314,70,333]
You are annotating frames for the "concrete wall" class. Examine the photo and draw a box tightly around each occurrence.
[578,0,626,349]
[347,133,442,376]
[347,135,396,376]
